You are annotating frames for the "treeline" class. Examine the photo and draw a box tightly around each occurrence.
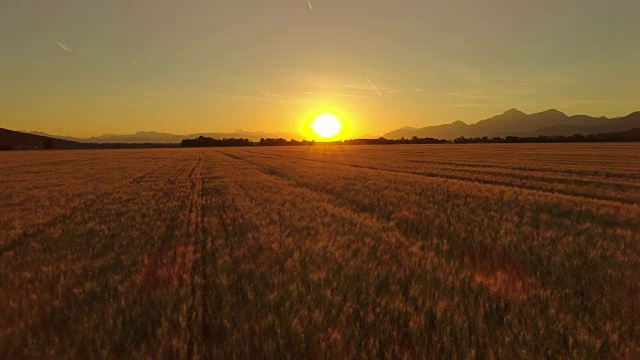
[180,137,253,147]
[348,137,448,145]
[180,137,313,147]
[179,132,640,148]
[181,136,448,148]
[453,133,640,144]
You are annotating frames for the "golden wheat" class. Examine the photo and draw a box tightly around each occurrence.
[0,144,638,358]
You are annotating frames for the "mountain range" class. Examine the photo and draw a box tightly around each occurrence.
[7,108,640,144]
[27,130,302,144]
[383,109,640,140]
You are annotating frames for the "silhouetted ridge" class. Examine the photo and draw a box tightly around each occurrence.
[383,109,640,139]
[503,108,526,116]
[534,109,565,116]
[1,128,81,149]
[0,128,179,150]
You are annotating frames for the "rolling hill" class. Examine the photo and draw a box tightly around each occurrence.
[1,129,181,150]
[0,128,82,149]
[29,130,302,144]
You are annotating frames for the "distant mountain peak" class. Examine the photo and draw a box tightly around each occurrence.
[451,120,467,126]
[534,108,567,116]
[503,108,526,116]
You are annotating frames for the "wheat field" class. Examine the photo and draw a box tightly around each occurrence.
[1,144,639,358]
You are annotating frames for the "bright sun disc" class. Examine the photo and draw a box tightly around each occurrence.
[312,113,342,138]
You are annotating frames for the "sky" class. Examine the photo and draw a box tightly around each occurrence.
[1,0,639,138]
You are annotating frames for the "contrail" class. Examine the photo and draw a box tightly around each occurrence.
[365,75,382,97]
[54,40,72,53]
[308,1,313,10]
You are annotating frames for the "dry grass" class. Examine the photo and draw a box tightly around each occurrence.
[0,144,639,358]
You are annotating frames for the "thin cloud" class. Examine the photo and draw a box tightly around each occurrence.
[448,64,484,85]
[212,91,288,103]
[260,91,285,98]
[129,100,156,107]
[445,104,501,107]
[326,84,402,98]
[54,40,73,53]
[299,73,402,98]
[568,99,612,105]
[447,92,501,101]
[564,99,638,106]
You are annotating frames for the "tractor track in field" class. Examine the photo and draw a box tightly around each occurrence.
[183,153,215,359]
[183,152,238,358]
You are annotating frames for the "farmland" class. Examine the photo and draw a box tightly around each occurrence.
[1,144,639,358]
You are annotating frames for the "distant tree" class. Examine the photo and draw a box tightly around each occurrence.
[181,136,252,148]
[43,138,53,149]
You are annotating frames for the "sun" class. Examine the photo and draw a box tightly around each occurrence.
[311,113,342,138]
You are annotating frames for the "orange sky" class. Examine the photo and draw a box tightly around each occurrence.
[1,0,639,138]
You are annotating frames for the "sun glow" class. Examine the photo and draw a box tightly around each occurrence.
[311,113,342,138]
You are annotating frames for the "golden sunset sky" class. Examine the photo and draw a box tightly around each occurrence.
[1,0,639,138]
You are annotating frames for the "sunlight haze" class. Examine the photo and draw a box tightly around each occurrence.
[1,0,639,137]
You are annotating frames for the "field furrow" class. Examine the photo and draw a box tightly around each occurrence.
[1,144,639,357]
[242,148,640,205]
